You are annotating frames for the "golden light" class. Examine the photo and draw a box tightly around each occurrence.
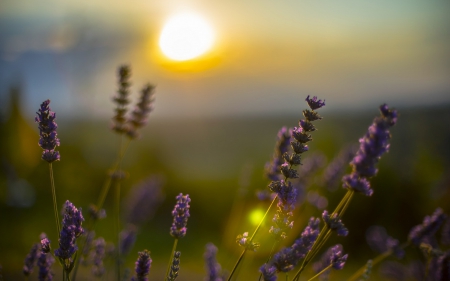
[159,12,214,61]
[249,208,265,226]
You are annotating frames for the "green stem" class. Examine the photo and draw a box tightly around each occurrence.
[307,264,332,281]
[227,195,278,281]
[115,179,122,281]
[165,239,179,281]
[49,163,61,238]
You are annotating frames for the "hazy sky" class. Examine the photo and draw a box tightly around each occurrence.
[1,0,450,118]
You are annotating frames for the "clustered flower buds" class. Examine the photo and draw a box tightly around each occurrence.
[35,99,60,163]
[268,96,325,241]
[170,193,191,239]
[131,250,152,281]
[55,200,84,261]
[236,232,260,252]
[342,104,398,196]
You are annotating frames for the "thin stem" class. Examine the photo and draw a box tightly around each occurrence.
[49,163,61,238]
[227,195,278,281]
[116,180,122,280]
[331,190,351,216]
[258,241,279,281]
[165,239,179,281]
[307,264,332,281]
[336,190,354,217]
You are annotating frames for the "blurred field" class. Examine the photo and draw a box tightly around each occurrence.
[1,91,450,280]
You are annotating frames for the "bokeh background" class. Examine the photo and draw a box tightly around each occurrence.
[1,0,450,280]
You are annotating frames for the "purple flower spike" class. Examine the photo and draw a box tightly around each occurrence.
[120,224,137,256]
[23,243,40,276]
[131,250,151,281]
[168,251,181,281]
[170,193,191,239]
[322,210,348,236]
[127,84,156,139]
[305,95,325,111]
[55,200,84,260]
[260,264,278,281]
[38,252,54,281]
[330,245,348,270]
[408,208,447,246]
[342,104,398,196]
[91,238,106,277]
[204,243,224,281]
[112,65,132,134]
[35,100,60,163]
[265,127,292,181]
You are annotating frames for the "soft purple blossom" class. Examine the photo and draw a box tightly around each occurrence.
[131,250,151,281]
[124,176,164,227]
[37,252,54,281]
[305,95,325,110]
[322,146,356,192]
[204,243,224,281]
[23,243,39,276]
[265,127,292,181]
[90,237,106,277]
[322,210,348,237]
[120,224,137,256]
[342,104,398,196]
[329,245,348,270]
[259,264,277,281]
[127,84,156,139]
[366,225,404,259]
[35,99,60,163]
[260,217,320,277]
[170,193,191,239]
[40,238,51,254]
[408,208,447,246]
[236,232,260,251]
[88,205,106,221]
[55,200,84,260]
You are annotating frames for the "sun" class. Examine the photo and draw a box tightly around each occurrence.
[159,12,215,61]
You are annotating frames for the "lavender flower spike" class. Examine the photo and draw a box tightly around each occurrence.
[329,245,348,270]
[131,250,152,281]
[408,208,447,246]
[112,65,132,134]
[204,243,224,281]
[322,210,348,236]
[55,200,84,260]
[127,84,156,139]
[170,193,191,239]
[38,252,54,281]
[35,99,60,162]
[168,251,181,281]
[342,104,398,196]
[23,243,40,276]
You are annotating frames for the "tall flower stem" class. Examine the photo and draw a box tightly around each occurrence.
[227,195,278,281]
[292,190,355,281]
[165,239,178,281]
[49,163,61,239]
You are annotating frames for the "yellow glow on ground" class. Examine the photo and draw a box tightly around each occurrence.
[159,12,215,61]
[249,208,265,226]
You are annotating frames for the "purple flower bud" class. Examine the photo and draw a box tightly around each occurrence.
[259,264,277,281]
[329,245,348,270]
[303,109,322,122]
[120,224,137,256]
[305,95,325,110]
[35,100,60,163]
[23,243,39,276]
[265,127,292,181]
[170,193,191,239]
[366,226,404,259]
[408,208,447,246]
[131,250,151,281]
[236,232,260,251]
[90,238,106,277]
[40,238,51,254]
[55,201,84,260]
[37,252,54,281]
[322,210,348,236]
[168,251,181,281]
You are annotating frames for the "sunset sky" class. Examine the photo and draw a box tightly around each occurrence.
[1,0,449,118]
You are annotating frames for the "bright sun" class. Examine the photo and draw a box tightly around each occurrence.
[159,13,214,61]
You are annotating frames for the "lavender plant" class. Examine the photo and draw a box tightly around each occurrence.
[20,64,450,281]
